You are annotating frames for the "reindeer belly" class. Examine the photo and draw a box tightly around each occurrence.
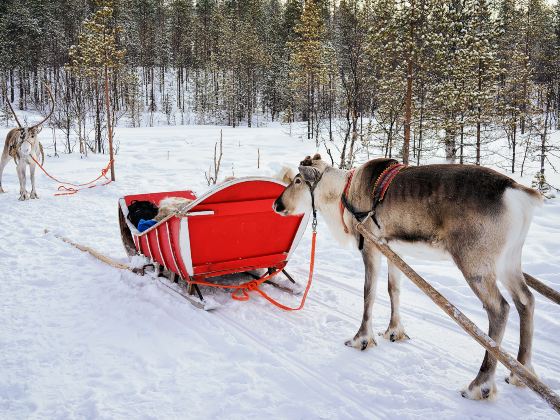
[387,238,451,261]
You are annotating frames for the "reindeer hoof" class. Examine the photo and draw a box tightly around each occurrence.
[0,187,5,193]
[381,324,410,342]
[18,192,29,201]
[30,191,39,199]
[461,380,497,400]
[506,365,535,387]
[345,335,376,350]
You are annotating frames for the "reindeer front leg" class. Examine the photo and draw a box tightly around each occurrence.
[29,162,38,199]
[345,244,381,350]
[17,161,28,201]
[0,151,9,193]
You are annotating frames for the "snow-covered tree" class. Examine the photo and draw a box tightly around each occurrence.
[68,0,126,179]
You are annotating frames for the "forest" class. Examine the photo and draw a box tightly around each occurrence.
[0,0,559,189]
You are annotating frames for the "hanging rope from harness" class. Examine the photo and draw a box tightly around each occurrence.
[341,162,406,249]
[30,155,113,196]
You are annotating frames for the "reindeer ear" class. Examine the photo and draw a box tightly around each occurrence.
[298,165,320,183]
[312,153,321,161]
[300,155,313,166]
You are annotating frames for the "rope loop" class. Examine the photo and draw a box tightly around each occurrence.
[30,155,113,196]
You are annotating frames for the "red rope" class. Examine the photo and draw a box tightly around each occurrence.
[186,230,318,311]
[31,155,113,196]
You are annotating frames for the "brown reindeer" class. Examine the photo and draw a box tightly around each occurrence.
[273,154,542,401]
[0,84,53,200]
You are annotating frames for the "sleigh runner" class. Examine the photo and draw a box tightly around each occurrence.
[118,177,310,309]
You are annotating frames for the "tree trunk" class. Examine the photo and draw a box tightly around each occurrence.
[511,119,517,173]
[445,126,456,163]
[476,60,482,165]
[104,66,116,181]
[540,88,551,182]
[403,4,414,165]
[9,69,14,103]
[459,123,464,165]
[95,81,102,154]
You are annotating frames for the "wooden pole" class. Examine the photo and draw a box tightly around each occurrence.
[524,272,560,305]
[355,223,560,414]
[45,229,135,272]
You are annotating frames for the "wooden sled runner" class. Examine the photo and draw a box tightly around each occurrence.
[118,177,309,309]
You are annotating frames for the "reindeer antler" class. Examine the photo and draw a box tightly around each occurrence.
[30,82,55,129]
[2,84,22,128]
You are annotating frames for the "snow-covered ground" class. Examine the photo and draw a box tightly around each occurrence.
[1,123,559,419]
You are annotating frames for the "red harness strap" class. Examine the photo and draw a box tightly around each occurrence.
[373,163,406,202]
[340,163,406,233]
[340,169,355,233]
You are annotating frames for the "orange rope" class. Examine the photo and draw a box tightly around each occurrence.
[186,230,317,311]
[31,155,113,196]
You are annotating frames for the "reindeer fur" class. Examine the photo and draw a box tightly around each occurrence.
[273,154,542,401]
[1,83,53,200]
[0,127,43,200]
[155,197,194,221]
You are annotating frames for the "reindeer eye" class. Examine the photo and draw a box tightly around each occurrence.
[294,178,301,184]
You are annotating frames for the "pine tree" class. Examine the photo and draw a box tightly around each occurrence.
[368,0,406,160]
[68,0,126,180]
[496,0,531,172]
[334,0,370,168]
[430,0,475,162]
[464,0,500,165]
[289,0,330,142]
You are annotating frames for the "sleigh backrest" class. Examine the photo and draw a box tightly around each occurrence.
[183,177,308,276]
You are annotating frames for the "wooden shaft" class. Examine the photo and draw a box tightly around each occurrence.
[355,223,560,414]
[45,229,133,272]
[524,272,560,305]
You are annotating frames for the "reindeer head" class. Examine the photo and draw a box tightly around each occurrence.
[15,127,41,158]
[3,82,54,158]
[273,154,329,216]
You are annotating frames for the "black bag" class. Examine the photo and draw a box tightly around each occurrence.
[127,200,159,227]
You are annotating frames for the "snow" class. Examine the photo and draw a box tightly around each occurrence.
[1,123,559,419]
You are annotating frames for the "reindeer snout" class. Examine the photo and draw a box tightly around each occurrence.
[273,197,286,214]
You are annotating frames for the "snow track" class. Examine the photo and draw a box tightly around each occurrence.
[212,311,380,419]
[1,124,559,419]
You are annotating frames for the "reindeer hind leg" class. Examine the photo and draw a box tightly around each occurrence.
[460,269,509,400]
[382,261,409,342]
[504,271,536,386]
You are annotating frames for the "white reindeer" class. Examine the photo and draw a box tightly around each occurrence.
[0,84,53,200]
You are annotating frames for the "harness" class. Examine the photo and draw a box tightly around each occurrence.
[341,162,406,249]
[304,172,324,231]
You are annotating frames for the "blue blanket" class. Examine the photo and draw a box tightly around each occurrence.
[138,219,157,232]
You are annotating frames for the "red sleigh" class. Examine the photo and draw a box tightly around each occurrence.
[118,177,309,308]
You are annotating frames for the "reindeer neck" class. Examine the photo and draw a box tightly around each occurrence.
[315,167,347,206]
[314,167,354,245]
